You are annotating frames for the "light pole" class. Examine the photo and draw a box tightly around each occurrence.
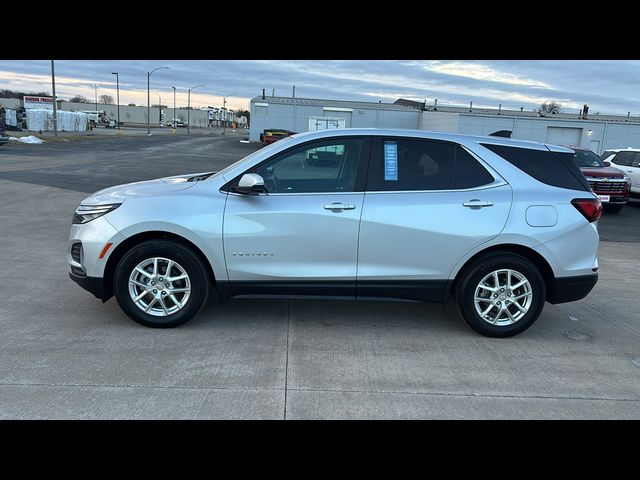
[111,72,120,131]
[51,60,57,141]
[92,83,98,111]
[171,86,176,134]
[222,93,235,136]
[147,66,170,135]
[187,84,205,135]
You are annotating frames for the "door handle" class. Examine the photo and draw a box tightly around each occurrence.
[462,199,494,208]
[626,170,633,173]
[324,202,356,211]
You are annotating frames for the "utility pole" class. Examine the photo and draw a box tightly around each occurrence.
[112,72,120,132]
[147,66,170,135]
[51,60,57,141]
[222,93,235,136]
[171,86,176,134]
[93,83,98,111]
[187,84,205,135]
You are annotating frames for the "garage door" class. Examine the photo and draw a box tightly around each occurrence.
[545,126,583,147]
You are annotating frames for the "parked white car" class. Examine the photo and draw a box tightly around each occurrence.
[601,148,640,196]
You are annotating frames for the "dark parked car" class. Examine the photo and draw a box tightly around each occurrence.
[569,146,631,213]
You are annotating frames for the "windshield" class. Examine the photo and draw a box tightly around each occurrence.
[573,149,605,168]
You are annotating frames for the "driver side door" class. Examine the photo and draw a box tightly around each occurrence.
[222,136,371,298]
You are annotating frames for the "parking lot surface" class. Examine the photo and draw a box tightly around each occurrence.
[1,132,639,419]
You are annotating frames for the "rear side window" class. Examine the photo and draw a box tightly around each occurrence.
[481,143,590,192]
[456,147,495,189]
[372,138,455,191]
[367,138,495,191]
[613,151,637,167]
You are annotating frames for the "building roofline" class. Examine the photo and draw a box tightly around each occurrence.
[250,95,418,111]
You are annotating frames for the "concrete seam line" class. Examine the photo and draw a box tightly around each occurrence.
[579,300,640,336]
[285,387,640,403]
[0,382,284,393]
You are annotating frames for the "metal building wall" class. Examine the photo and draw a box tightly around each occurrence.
[250,100,420,142]
[420,111,640,154]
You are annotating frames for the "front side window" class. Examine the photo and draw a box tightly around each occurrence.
[601,150,616,160]
[251,137,368,193]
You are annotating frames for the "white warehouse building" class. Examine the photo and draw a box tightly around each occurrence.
[249,95,640,154]
[249,96,420,142]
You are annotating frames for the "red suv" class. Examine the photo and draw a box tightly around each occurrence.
[260,129,296,146]
[569,146,631,213]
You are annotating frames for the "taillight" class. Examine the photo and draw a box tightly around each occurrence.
[572,198,603,223]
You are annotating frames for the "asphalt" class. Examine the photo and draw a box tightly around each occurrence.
[0,131,639,419]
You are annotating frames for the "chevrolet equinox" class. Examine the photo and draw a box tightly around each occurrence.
[68,129,600,337]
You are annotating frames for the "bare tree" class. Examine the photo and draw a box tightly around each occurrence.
[70,94,88,103]
[538,101,562,115]
[99,94,114,105]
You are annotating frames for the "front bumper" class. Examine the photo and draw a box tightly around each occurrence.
[67,216,124,278]
[547,273,598,304]
[69,271,106,300]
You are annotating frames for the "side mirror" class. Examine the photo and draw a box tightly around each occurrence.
[603,161,611,167]
[232,173,265,194]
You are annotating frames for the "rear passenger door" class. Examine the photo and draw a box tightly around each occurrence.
[356,137,512,302]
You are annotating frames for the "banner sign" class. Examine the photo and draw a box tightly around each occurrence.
[23,96,54,110]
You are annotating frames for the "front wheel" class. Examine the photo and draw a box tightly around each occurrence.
[114,239,210,328]
[455,254,546,337]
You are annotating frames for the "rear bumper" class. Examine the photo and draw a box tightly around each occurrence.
[547,273,598,304]
[69,271,106,301]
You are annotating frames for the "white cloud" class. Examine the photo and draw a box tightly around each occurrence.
[421,61,552,89]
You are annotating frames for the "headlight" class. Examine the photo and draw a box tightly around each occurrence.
[73,203,121,224]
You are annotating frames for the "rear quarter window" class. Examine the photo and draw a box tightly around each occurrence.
[481,143,590,192]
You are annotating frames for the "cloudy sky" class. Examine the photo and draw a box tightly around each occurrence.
[1,60,639,115]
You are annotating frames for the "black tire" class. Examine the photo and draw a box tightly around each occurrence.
[455,253,546,338]
[114,239,210,328]
[604,203,624,214]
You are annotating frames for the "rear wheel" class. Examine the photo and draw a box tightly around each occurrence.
[114,239,210,328]
[455,253,546,337]
[604,203,624,214]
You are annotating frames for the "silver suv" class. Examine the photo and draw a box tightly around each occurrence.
[67,129,601,337]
